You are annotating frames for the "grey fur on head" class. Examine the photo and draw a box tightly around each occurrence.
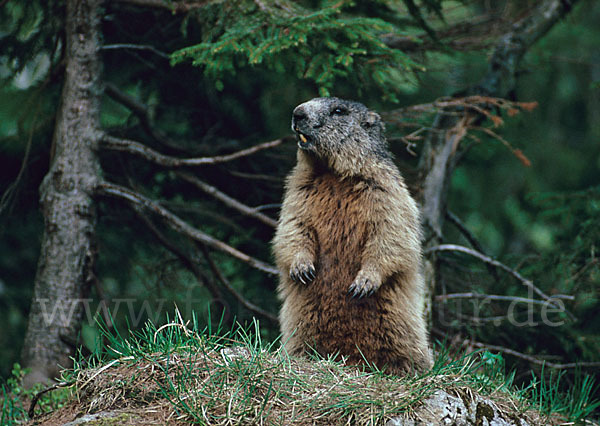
[290,98,388,175]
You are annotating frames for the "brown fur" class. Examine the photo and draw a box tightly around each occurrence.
[273,97,432,374]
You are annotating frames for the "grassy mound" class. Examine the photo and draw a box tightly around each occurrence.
[3,311,598,425]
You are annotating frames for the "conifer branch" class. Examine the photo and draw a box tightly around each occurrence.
[415,0,580,237]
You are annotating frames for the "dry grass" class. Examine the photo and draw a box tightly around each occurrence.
[28,315,570,425]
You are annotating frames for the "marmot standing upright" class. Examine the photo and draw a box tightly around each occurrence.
[273,97,432,374]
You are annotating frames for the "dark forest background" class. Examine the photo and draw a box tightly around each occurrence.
[0,0,599,408]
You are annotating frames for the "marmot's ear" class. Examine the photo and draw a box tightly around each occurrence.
[362,111,381,129]
[362,111,385,137]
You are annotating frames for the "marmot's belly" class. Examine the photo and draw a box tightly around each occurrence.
[297,249,399,360]
[297,174,399,361]
[309,194,370,296]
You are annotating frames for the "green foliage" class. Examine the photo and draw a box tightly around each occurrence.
[401,0,442,40]
[531,186,600,260]
[1,364,28,425]
[0,0,62,86]
[171,0,423,101]
[522,365,600,421]
[0,363,71,424]
[527,186,600,357]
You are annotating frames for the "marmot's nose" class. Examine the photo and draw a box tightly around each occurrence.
[292,107,307,126]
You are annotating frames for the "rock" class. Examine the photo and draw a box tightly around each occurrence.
[386,390,530,426]
[61,410,140,425]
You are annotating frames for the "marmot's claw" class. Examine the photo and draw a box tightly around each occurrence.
[290,262,316,285]
[301,266,315,284]
[348,281,367,299]
[349,272,380,299]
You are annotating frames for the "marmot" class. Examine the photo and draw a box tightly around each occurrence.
[273,97,432,374]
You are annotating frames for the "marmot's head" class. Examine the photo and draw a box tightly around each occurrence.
[291,97,389,176]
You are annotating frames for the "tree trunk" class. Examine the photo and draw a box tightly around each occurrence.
[21,0,103,387]
[416,0,580,322]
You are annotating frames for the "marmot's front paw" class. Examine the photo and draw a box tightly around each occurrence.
[348,269,382,298]
[290,258,316,285]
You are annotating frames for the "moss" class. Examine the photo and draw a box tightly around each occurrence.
[475,402,495,426]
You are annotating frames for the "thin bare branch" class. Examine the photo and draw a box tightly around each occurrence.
[228,170,283,183]
[104,83,189,152]
[200,245,278,323]
[136,211,224,301]
[445,211,487,255]
[104,82,149,117]
[383,14,503,53]
[455,313,513,324]
[436,292,574,306]
[473,126,532,167]
[96,181,279,275]
[385,96,537,122]
[100,134,283,167]
[1,66,57,218]
[385,96,537,168]
[114,0,210,13]
[253,203,281,212]
[425,244,574,319]
[134,186,277,323]
[0,114,34,217]
[177,172,277,228]
[102,44,169,59]
[569,258,599,284]
[468,341,600,370]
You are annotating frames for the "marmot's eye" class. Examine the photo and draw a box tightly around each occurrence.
[331,107,347,116]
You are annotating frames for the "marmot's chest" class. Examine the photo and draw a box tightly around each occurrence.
[303,173,372,279]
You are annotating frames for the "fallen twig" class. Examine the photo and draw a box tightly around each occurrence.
[28,380,74,419]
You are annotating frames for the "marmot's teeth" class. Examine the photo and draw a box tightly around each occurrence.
[299,133,308,144]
